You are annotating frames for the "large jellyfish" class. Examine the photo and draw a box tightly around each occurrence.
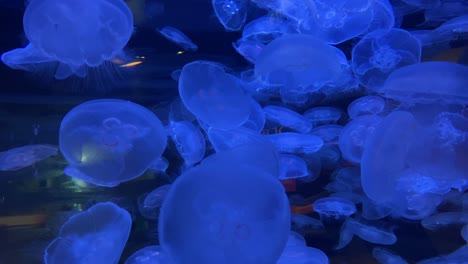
[158,144,290,264]
[44,202,132,264]
[59,99,167,187]
[1,0,133,80]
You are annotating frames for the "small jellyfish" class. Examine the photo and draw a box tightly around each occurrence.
[44,202,132,264]
[263,105,312,133]
[303,107,343,127]
[277,246,329,264]
[168,121,206,166]
[124,246,171,264]
[232,39,265,64]
[59,99,167,187]
[0,144,57,171]
[336,218,397,249]
[157,26,198,51]
[241,15,297,43]
[138,184,172,220]
[347,95,386,119]
[265,132,324,154]
[211,0,247,31]
[372,247,408,264]
[178,60,251,129]
[352,28,421,90]
[1,0,134,80]
[311,125,343,144]
[313,197,357,220]
[278,154,309,180]
[339,115,383,163]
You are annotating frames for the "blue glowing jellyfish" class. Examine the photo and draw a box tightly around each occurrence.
[158,144,290,263]
[379,61,468,105]
[157,26,198,51]
[44,202,132,264]
[1,0,134,80]
[299,0,374,44]
[124,246,172,264]
[352,28,421,90]
[254,34,346,91]
[212,0,248,31]
[178,60,251,129]
[0,144,57,171]
[59,99,167,187]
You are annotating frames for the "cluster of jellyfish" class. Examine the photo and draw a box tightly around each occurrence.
[1,0,468,263]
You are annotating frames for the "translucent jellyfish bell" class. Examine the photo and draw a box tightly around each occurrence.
[1,0,134,80]
[158,144,290,264]
[178,60,252,129]
[299,0,374,44]
[352,28,421,90]
[59,99,167,187]
[44,202,132,264]
[254,34,345,91]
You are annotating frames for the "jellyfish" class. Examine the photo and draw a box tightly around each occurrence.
[44,202,132,264]
[299,0,374,44]
[178,60,252,129]
[157,26,198,51]
[124,246,171,264]
[0,144,57,171]
[313,197,357,220]
[158,144,290,264]
[347,95,386,119]
[361,111,418,203]
[212,0,248,31]
[168,121,206,166]
[241,15,297,43]
[379,61,468,105]
[1,0,134,80]
[339,115,383,163]
[59,99,167,187]
[263,105,312,134]
[303,107,343,127]
[352,28,421,90]
[254,34,345,91]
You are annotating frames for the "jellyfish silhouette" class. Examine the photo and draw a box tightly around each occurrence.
[1,0,134,80]
[44,202,132,264]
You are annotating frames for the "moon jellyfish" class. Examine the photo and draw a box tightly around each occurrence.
[347,95,386,119]
[212,0,248,31]
[124,246,171,264]
[59,99,167,187]
[313,197,357,220]
[0,144,57,171]
[158,144,290,264]
[277,246,329,264]
[157,26,198,51]
[44,202,132,264]
[372,247,408,264]
[303,107,343,127]
[1,0,134,80]
[254,34,345,91]
[263,105,312,134]
[299,0,374,44]
[339,115,383,164]
[138,184,172,220]
[178,60,251,129]
[168,121,206,166]
[241,15,297,43]
[361,111,418,203]
[352,28,421,89]
[379,61,468,105]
